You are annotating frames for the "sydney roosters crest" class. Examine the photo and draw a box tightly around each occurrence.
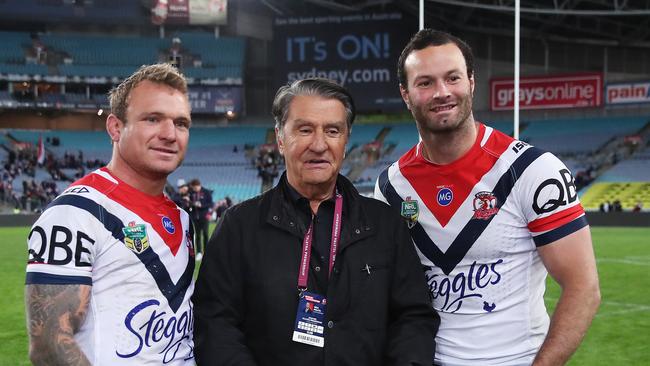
[472,191,499,220]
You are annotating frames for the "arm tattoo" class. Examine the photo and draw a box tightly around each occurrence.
[25,284,92,366]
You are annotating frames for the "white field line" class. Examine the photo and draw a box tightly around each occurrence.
[545,297,650,318]
[624,256,650,261]
[596,258,650,266]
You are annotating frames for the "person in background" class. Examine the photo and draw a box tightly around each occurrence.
[189,178,212,261]
[173,178,192,213]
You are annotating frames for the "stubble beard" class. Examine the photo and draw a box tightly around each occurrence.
[412,93,473,136]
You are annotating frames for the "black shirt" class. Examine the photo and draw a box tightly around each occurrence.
[284,181,336,294]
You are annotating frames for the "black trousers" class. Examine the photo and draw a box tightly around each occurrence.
[194,218,209,254]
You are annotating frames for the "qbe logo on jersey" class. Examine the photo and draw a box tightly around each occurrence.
[437,187,453,206]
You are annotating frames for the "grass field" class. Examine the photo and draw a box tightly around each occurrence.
[1,226,648,365]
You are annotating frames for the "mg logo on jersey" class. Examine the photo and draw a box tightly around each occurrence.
[123,222,150,254]
[472,191,499,220]
[400,196,419,228]
[161,216,175,234]
[437,187,453,206]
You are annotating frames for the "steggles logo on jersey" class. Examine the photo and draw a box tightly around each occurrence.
[436,186,453,206]
[123,221,150,254]
[161,216,175,234]
[424,259,503,313]
[117,299,194,362]
[472,191,499,220]
[400,196,419,228]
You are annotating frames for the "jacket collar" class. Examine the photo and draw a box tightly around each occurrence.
[265,172,375,248]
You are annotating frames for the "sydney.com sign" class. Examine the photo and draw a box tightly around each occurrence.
[273,13,415,112]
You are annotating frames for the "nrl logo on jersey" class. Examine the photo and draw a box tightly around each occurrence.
[400,197,419,228]
[122,221,150,254]
[472,191,499,220]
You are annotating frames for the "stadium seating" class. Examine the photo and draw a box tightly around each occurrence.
[1,126,268,204]
[58,64,141,78]
[168,32,245,68]
[0,30,245,81]
[598,159,650,182]
[580,182,650,210]
[0,63,48,75]
[380,123,419,158]
[40,33,161,66]
[347,124,384,146]
[0,31,30,64]
[521,116,648,154]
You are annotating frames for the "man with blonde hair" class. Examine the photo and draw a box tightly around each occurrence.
[25,63,196,365]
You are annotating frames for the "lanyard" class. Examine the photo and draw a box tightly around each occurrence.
[297,192,343,291]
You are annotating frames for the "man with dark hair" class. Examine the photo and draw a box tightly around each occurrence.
[25,63,196,365]
[193,78,438,365]
[376,29,600,366]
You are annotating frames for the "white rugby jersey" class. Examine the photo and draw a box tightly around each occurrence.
[375,123,587,366]
[26,168,195,365]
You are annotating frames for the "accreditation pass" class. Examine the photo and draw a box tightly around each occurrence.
[292,292,326,347]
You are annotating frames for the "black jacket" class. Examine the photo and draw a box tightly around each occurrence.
[189,187,213,222]
[193,174,439,365]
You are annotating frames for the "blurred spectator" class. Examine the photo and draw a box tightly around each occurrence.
[599,201,611,213]
[172,179,191,213]
[29,34,47,64]
[256,144,281,187]
[214,196,233,220]
[573,166,595,191]
[612,200,623,212]
[163,37,201,69]
[632,201,643,213]
[75,165,85,179]
[189,178,213,261]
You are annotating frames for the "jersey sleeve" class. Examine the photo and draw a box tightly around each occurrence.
[373,165,393,205]
[374,177,389,204]
[515,151,588,247]
[26,192,105,286]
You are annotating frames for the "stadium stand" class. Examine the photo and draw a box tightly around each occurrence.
[580,182,650,211]
[520,116,648,154]
[0,31,31,64]
[0,6,648,212]
[0,30,244,82]
[0,126,271,210]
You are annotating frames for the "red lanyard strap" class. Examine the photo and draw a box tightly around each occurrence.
[297,192,343,291]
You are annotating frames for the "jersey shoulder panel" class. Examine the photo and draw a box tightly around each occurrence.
[26,171,115,285]
[514,150,587,246]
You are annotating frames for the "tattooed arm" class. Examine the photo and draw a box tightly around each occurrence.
[25,284,92,366]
